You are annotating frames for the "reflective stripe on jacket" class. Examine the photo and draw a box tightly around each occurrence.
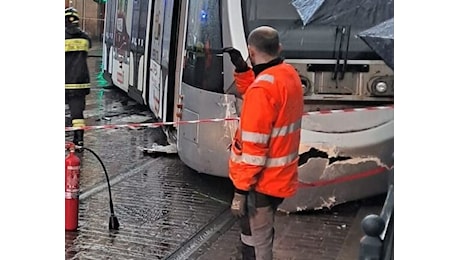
[229,62,304,198]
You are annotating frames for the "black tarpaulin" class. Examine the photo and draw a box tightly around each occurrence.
[291,0,325,26]
[358,18,394,70]
[291,0,393,28]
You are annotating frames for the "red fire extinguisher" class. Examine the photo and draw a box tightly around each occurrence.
[65,142,81,231]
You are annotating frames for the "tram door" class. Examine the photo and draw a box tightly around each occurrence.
[177,0,234,175]
[127,0,150,104]
[148,0,180,121]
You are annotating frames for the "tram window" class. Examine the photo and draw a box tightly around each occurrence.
[242,0,388,60]
[138,0,149,51]
[244,0,299,21]
[182,0,224,93]
[161,0,175,68]
[105,0,116,41]
[114,0,130,58]
[130,0,140,50]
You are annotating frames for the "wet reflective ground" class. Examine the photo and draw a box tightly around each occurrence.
[65,156,235,260]
[65,42,386,260]
[65,46,236,259]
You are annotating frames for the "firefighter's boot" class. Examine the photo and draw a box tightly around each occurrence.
[73,130,84,152]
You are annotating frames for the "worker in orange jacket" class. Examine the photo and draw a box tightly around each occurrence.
[223,26,304,260]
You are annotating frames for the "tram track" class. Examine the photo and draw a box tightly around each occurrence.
[164,208,237,260]
[70,148,386,260]
[77,149,238,259]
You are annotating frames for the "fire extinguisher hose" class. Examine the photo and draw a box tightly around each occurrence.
[81,147,120,230]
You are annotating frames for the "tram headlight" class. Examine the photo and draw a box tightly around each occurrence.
[369,77,393,97]
[375,82,388,93]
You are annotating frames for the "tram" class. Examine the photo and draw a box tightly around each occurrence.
[102,0,394,212]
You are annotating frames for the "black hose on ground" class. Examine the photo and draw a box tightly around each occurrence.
[80,146,120,230]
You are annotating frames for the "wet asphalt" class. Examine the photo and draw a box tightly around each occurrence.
[65,44,237,260]
[64,42,386,260]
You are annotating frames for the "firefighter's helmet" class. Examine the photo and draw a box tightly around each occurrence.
[65,7,80,24]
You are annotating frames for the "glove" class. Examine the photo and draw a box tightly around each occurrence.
[223,47,249,72]
[230,191,258,218]
[231,192,247,217]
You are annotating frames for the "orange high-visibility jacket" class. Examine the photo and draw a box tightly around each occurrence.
[229,62,304,198]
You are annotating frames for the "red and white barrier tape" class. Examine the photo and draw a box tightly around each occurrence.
[65,117,239,131]
[65,105,393,132]
[305,104,393,115]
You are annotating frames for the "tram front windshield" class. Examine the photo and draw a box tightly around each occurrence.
[241,0,387,60]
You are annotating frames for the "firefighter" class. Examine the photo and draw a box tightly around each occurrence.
[65,7,92,148]
[223,26,304,259]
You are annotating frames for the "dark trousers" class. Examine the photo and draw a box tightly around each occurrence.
[239,192,283,260]
[65,94,86,145]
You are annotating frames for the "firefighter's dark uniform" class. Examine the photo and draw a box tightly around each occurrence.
[65,7,91,146]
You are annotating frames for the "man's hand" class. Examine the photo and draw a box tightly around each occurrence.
[223,47,249,72]
[230,192,247,217]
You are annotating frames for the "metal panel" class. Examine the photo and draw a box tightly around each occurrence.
[177,83,239,176]
[181,108,199,143]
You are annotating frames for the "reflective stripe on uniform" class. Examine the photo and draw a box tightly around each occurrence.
[65,11,80,19]
[255,74,274,84]
[241,233,255,246]
[271,119,301,138]
[65,38,89,52]
[241,119,302,144]
[265,152,298,167]
[242,131,270,144]
[231,152,267,166]
[72,119,85,127]
[230,150,297,168]
[65,83,90,89]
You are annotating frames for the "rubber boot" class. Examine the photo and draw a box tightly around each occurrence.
[240,216,256,260]
[241,242,256,260]
[73,130,84,152]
